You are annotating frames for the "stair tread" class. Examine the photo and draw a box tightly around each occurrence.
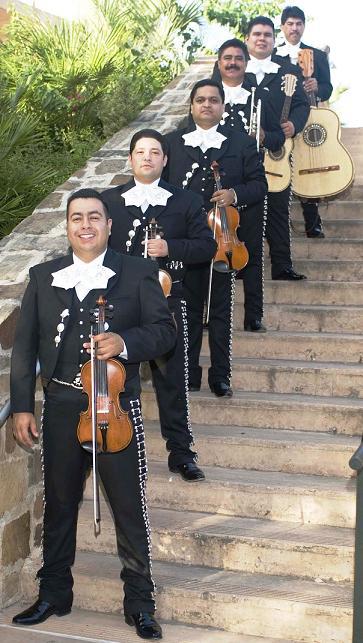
[200,355,363,372]
[147,461,355,496]
[73,551,353,609]
[80,502,354,549]
[145,387,363,408]
[144,420,360,449]
[1,605,277,643]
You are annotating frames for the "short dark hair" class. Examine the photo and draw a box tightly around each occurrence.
[190,79,225,104]
[218,38,248,60]
[281,6,306,24]
[129,128,168,155]
[247,16,275,36]
[66,188,110,220]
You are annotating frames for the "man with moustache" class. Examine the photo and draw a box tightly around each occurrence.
[276,5,333,238]
[103,128,216,482]
[10,188,176,639]
[212,38,285,332]
[245,16,309,281]
[164,79,267,396]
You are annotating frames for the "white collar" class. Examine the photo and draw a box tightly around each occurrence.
[278,40,301,63]
[222,82,251,106]
[51,250,115,301]
[246,55,280,83]
[122,178,172,211]
[182,125,226,153]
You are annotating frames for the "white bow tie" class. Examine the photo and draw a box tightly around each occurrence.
[278,43,300,64]
[182,128,226,153]
[123,184,172,213]
[223,85,250,106]
[51,263,115,301]
[246,59,280,83]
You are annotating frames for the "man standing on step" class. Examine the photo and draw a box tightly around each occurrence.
[211,38,285,332]
[164,79,267,397]
[276,5,333,238]
[245,16,309,280]
[10,188,176,639]
[103,128,216,482]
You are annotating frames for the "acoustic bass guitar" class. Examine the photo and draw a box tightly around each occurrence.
[292,48,354,199]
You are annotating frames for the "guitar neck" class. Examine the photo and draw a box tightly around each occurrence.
[280,96,292,124]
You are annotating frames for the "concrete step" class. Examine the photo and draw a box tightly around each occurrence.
[235,302,363,333]
[78,502,354,582]
[200,356,363,399]
[142,388,363,436]
[22,552,351,643]
[240,279,363,306]
[290,219,363,238]
[290,201,363,221]
[1,605,264,643]
[203,329,363,363]
[145,420,358,477]
[146,462,355,528]
[292,259,363,281]
[282,238,363,260]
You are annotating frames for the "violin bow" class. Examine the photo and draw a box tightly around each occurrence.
[90,324,101,531]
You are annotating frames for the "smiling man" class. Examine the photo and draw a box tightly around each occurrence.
[10,188,176,640]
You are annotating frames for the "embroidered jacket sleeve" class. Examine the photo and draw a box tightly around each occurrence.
[313,48,333,102]
[165,192,217,264]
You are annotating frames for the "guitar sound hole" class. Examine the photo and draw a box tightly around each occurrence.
[268,147,285,161]
[303,123,327,147]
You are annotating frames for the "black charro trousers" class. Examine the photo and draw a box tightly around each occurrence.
[150,295,196,468]
[265,186,293,278]
[37,382,155,615]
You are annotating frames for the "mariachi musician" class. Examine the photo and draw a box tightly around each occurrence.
[164,79,267,397]
[276,5,333,237]
[103,128,216,482]
[10,188,176,639]
[244,16,309,280]
[212,37,285,332]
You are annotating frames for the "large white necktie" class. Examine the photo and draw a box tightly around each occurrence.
[122,183,172,213]
[246,58,280,84]
[278,42,301,65]
[182,127,226,153]
[51,262,115,302]
[223,84,251,106]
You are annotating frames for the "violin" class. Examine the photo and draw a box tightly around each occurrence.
[77,295,133,454]
[208,161,249,273]
[144,218,172,297]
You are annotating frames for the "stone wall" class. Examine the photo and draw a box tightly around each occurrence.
[0,56,213,606]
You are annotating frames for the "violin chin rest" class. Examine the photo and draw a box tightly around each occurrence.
[213,261,234,274]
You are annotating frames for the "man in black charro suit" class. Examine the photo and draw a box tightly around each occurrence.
[10,188,176,639]
[275,5,333,237]
[103,128,216,482]
[163,79,267,396]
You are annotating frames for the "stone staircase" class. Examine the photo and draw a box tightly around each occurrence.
[16,128,363,642]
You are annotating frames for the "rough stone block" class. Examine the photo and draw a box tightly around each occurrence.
[95,159,123,175]
[0,306,19,349]
[0,460,27,515]
[2,571,20,604]
[2,511,30,565]
[33,492,44,520]
[28,449,42,487]
[34,522,43,548]
[37,192,63,209]
[12,211,64,235]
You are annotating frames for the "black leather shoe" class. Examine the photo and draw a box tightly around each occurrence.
[306,226,325,238]
[210,381,233,397]
[244,319,267,332]
[12,599,71,626]
[125,611,162,639]
[272,268,307,281]
[169,461,205,482]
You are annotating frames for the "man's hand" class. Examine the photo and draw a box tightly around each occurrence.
[84,332,124,360]
[13,412,38,449]
[303,78,318,94]
[146,238,168,258]
[211,189,235,207]
[281,120,295,138]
